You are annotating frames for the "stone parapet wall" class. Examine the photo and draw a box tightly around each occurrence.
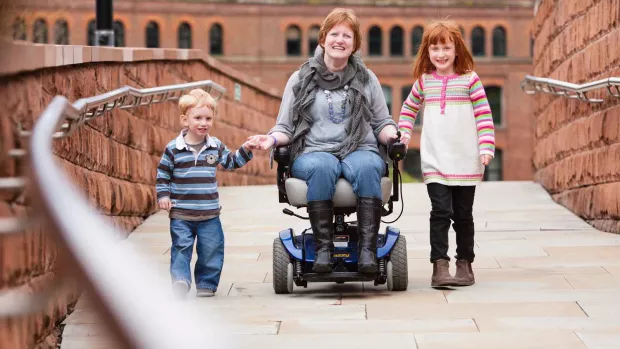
[0,42,280,348]
[531,0,620,233]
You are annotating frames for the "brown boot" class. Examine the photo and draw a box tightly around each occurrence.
[431,259,456,287]
[454,259,475,286]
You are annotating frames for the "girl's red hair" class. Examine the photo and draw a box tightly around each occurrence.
[412,20,474,81]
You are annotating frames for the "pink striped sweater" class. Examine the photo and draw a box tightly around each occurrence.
[398,71,496,185]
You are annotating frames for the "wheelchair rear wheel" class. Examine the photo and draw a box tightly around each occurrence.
[273,238,294,294]
[387,235,408,291]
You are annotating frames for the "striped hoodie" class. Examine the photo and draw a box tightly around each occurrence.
[156,130,253,218]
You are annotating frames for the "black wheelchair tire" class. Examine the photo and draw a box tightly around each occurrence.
[273,238,293,294]
[389,235,408,291]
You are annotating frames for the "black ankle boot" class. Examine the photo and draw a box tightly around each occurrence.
[308,200,334,273]
[357,197,382,274]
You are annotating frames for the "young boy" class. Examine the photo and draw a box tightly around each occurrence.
[156,88,255,298]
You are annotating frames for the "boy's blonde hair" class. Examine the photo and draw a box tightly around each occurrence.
[178,89,218,116]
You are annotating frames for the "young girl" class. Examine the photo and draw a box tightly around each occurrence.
[397,20,495,288]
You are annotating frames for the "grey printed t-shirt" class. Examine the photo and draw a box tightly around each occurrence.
[268,69,396,156]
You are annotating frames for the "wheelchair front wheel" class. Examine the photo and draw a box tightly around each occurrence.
[273,238,294,294]
[387,235,408,291]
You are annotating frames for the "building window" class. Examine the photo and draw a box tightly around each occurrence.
[486,86,502,126]
[401,85,423,126]
[146,21,160,48]
[286,25,301,56]
[471,26,485,56]
[390,26,403,56]
[530,35,534,57]
[13,17,27,41]
[382,85,392,114]
[53,19,69,45]
[87,19,96,46]
[411,25,423,56]
[210,23,223,55]
[483,149,503,181]
[114,20,125,47]
[308,25,320,56]
[492,26,507,57]
[403,149,423,181]
[368,26,382,56]
[33,18,48,43]
[178,22,192,49]
[458,25,465,37]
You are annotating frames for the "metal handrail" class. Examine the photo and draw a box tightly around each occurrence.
[1,80,232,349]
[521,75,620,103]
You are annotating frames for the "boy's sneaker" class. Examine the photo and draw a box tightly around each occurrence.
[196,288,215,297]
[172,280,190,299]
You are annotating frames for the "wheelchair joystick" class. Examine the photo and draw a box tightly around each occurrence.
[388,131,407,162]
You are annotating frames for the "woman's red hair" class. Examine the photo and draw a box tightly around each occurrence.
[412,20,474,81]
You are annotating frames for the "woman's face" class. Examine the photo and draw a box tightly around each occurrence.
[322,23,355,61]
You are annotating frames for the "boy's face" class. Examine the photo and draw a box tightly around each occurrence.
[181,105,214,138]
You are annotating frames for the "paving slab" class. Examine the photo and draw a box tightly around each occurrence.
[60,182,620,349]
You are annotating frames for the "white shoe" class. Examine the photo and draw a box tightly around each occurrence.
[196,288,215,297]
[172,280,190,299]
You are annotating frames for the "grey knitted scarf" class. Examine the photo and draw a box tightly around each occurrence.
[289,46,371,162]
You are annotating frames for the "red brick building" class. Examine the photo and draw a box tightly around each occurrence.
[9,0,536,180]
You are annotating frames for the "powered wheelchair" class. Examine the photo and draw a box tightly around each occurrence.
[271,133,409,294]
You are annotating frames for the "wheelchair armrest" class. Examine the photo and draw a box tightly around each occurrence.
[272,145,291,204]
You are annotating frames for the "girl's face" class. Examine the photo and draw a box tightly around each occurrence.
[428,39,456,74]
[323,23,355,62]
[181,105,214,139]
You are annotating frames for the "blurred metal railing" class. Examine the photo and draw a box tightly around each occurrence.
[0,80,231,349]
[521,75,620,103]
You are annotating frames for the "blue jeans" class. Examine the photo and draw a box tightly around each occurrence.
[291,150,385,201]
[169,217,224,291]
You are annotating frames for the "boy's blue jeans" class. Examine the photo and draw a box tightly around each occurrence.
[291,150,385,201]
[169,217,224,291]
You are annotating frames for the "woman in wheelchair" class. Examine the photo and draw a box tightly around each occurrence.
[248,8,399,274]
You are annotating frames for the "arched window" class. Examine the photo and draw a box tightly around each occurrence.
[209,23,223,55]
[13,17,27,41]
[178,22,192,49]
[53,19,69,45]
[308,25,320,56]
[530,34,534,57]
[401,85,423,126]
[458,25,465,37]
[114,20,125,47]
[368,26,382,56]
[33,18,48,43]
[486,86,502,125]
[471,26,485,56]
[389,26,403,56]
[492,26,507,57]
[382,85,392,114]
[483,149,503,181]
[411,25,423,56]
[145,21,160,48]
[286,25,301,56]
[87,19,96,46]
[403,149,423,181]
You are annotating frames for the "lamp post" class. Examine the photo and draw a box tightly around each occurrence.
[95,0,114,46]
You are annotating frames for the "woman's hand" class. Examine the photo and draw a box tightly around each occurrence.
[247,135,275,150]
[480,154,492,166]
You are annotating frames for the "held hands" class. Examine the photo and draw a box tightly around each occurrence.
[480,154,493,166]
[158,197,172,211]
[246,135,275,151]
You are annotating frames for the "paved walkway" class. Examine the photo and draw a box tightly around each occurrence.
[61,182,620,349]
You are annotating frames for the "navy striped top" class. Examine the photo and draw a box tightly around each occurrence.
[156,131,253,217]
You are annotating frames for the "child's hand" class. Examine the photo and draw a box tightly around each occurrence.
[158,197,172,211]
[400,133,411,145]
[480,155,492,166]
[242,140,257,152]
[247,135,275,150]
